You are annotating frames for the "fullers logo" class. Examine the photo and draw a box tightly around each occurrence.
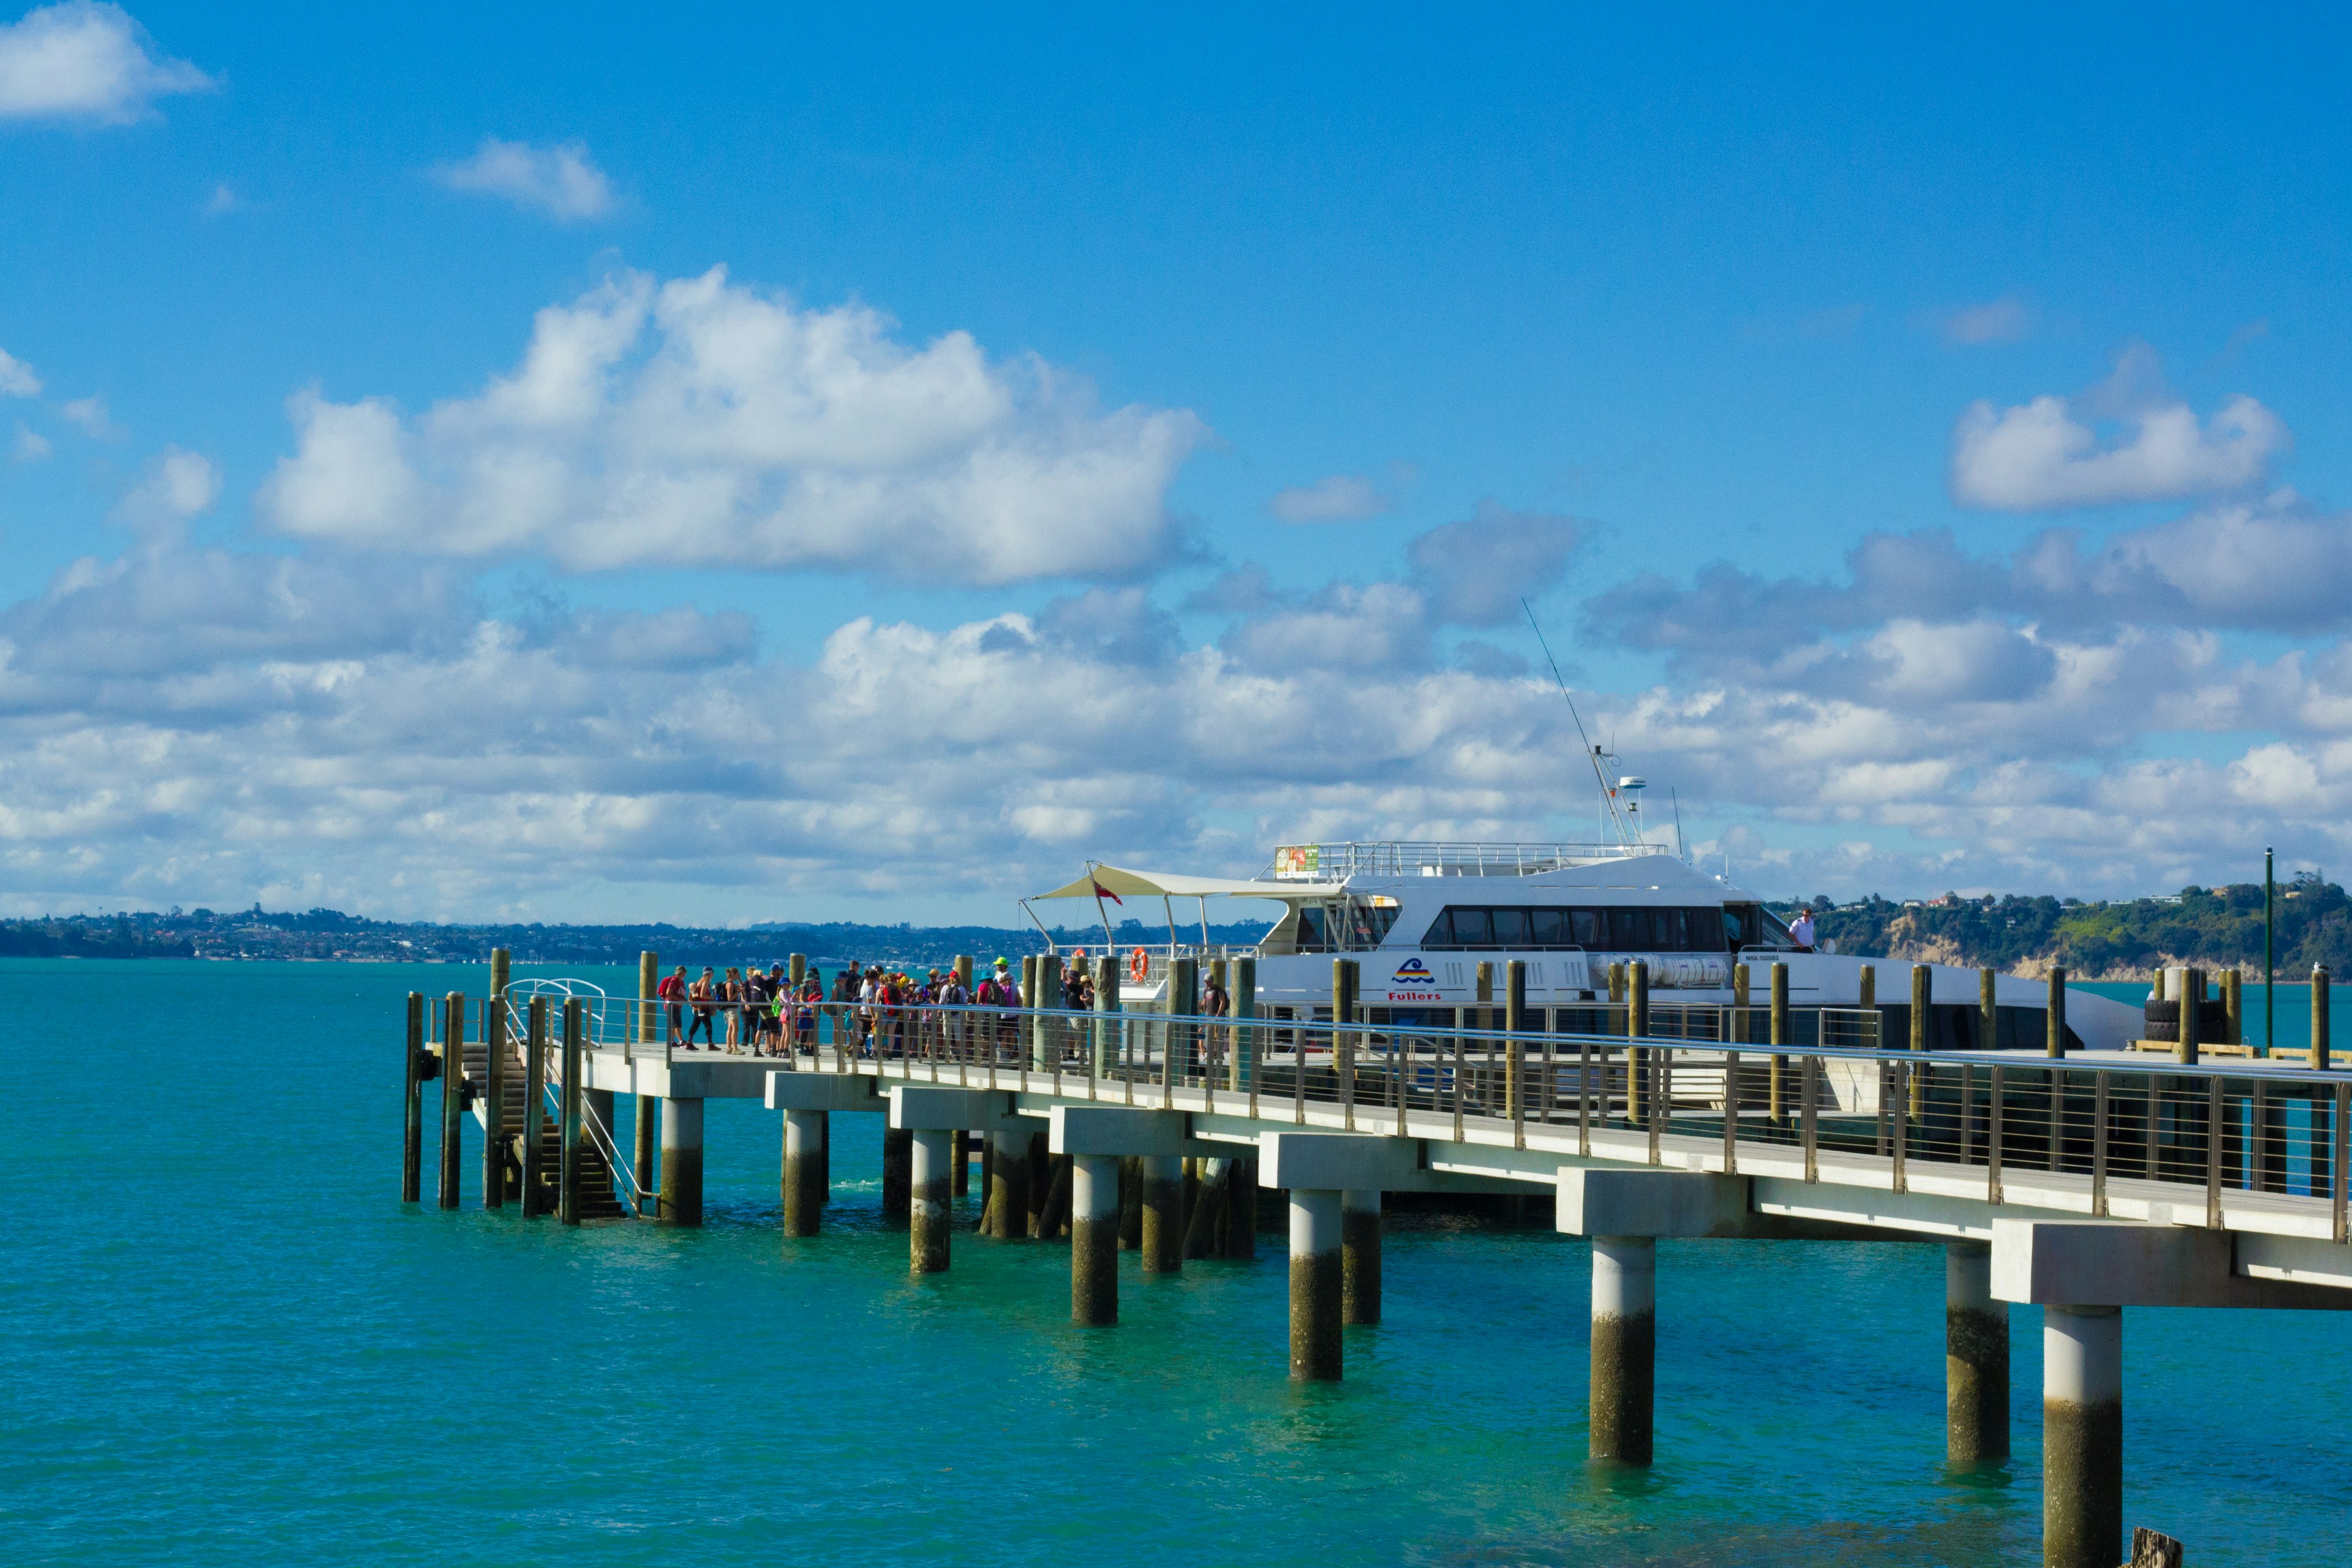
[1387,956,1441,1001]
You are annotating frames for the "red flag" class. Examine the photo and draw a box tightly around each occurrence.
[1091,880,1123,906]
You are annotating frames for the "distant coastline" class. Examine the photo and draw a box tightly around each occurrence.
[9,876,2345,978]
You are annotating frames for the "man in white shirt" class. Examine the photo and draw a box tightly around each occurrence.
[1789,908,1817,951]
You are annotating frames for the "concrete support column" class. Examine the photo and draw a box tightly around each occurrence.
[1945,1241,2010,1466]
[1341,1188,1382,1324]
[660,1097,704,1226]
[2043,1305,2122,1568]
[1589,1236,1657,1465]
[782,1110,824,1236]
[1140,1155,1184,1271]
[988,1128,1030,1239]
[1072,1153,1119,1325]
[883,1126,913,1227]
[910,1129,950,1273]
[1289,1188,1343,1381]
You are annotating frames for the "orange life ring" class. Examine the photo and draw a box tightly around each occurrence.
[1128,947,1150,984]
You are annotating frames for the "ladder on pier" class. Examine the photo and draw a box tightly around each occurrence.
[462,1037,629,1220]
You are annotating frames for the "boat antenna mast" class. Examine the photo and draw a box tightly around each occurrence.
[1522,599,1634,847]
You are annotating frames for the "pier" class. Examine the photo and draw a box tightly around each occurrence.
[406,949,2352,1568]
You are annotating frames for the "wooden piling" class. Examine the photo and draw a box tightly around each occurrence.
[1031,953,1063,1072]
[1232,954,1256,1095]
[439,992,466,1209]
[559,999,582,1226]
[1330,957,1355,1128]
[2315,965,2332,1071]
[521,998,549,1218]
[1625,959,1646,1129]
[1978,967,1996,1052]
[638,949,660,1188]
[952,1128,970,1196]
[481,967,507,1210]
[2177,968,2202,1066]
[1093,954,1121,1082]
[402,992,425,1203]
[2047,966,2068,1058]
[2222,967,2242,1049]
[1167,957,1198,1099]
[1770,963,1790,1126]
[1910,963,1931,1124]
[1507,959,1531,1140]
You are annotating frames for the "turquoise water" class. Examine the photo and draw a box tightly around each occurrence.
[2079,977,2352,1052]
[6,959,2351,1566]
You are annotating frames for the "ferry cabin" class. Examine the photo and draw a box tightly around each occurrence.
[1030,842,2141,1053]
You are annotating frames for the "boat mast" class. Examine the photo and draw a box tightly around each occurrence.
[1523,600,1634,847]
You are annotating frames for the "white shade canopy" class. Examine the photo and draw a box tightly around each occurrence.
[1031,862,1343,903]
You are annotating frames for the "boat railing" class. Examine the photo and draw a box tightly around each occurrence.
[1264,840,1676,880]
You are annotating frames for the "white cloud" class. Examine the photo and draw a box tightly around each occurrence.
[1950,352,2288,510]
[0,346,39,396]
[1268,473,1392,522]
[112,445,219,537]
[431,138,615,222]
[203,181,237,214]
[1941,296,2032,345]
[1405,500,1582,626]
[11,422,48,462]
[257,267,1210,584]
[5,513,2352,914]
[0,1,212,123]
[61,393,118,437]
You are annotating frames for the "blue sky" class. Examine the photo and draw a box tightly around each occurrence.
[4,3,2351,922]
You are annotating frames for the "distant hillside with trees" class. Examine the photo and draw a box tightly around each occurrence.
[1790,874,2352,980]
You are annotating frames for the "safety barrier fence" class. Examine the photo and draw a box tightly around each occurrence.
[423,993,2351,1239]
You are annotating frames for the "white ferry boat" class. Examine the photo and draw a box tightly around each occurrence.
[1030,839,2141,1052]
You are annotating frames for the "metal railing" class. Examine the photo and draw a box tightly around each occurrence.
[429,992,2352,1242]
[1265,840,1675,880]
[499,980,652,1218]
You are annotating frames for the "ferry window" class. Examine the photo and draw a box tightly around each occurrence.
[1345,901,1399,948]
[1491,908,1529,946]
[1724,905,1752,949]
[1686,907,1726,952]
[1421,910,1454,947]
[1296,906,1329,952]
[1570,909,1600,946]
[1452,908,1494,947]
[1529,909,1563,946]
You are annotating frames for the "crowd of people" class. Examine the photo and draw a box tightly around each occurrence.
[644,948,1236,1066]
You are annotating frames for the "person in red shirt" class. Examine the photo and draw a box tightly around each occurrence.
[657,965,688,1046]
